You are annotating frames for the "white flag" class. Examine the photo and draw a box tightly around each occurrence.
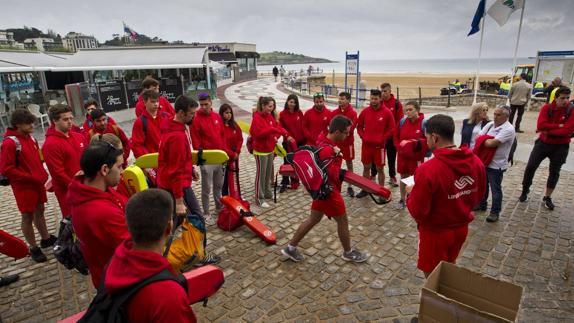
[487,0,524,26]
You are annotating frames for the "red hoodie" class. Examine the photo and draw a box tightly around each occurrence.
[67,176,129,287]
[536,102,574,145]
[303,106,330,145]
[82,115,116,134]
[86,123,131,165]
[394,114,427,160]
[0,129,48,189]
[357,105,395,147]
[382,94,404,127]
[157,119,193,199]
[105,240,196,322]
[406,147,486,230]
[131,109,172,158]
[223,122,244,159]
[329,104,357,145]
[316,134,343,192]
[190,110,228,154]
[42,125,86,191]
[279,109,305,144]
[135,95,175,118]
[250,111,287,153]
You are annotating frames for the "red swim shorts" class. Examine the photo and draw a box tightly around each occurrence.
[417,225,468,274]
[311,190,346,217]
[336,142,355,161]
[361,143,385,167]
[12,185,47,214]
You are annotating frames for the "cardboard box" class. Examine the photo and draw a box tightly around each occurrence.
[419,261,523,323]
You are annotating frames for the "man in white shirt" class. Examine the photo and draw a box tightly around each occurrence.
[476,105,516,222]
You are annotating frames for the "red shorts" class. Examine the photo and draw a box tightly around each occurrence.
[336,142,355,161]
[361,144,385,167]
[396,155,422,175]
[418,225,468,273]
[311,190,346,217]
[12,185,47,214]
[54,187,71,217]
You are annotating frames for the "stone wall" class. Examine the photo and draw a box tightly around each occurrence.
[417,93,546,111]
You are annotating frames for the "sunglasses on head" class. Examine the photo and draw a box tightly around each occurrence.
[313,92,324,98]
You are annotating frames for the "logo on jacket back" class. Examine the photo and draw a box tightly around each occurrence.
[304,162,314,177]
[454,176,474,190]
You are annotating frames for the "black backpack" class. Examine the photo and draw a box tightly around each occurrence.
[53,217,89,275]
[78,268,187,323]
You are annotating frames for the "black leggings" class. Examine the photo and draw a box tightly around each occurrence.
[522,139,569,190]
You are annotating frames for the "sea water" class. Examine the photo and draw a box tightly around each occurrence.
[258,57,535,74]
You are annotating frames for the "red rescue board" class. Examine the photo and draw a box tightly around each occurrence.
[220,196,276,244]
[183,265,225,304]
[0,229,29,259]
[279,165,391,199]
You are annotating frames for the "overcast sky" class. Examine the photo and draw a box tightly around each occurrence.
[2,0,572,60]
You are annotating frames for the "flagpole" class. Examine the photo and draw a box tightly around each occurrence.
[506,0,526,105]
[473,0,487,104]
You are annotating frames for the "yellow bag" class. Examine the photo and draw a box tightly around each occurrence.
[166,215,206,273]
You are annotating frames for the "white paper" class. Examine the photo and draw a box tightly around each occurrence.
[401,176,415,187]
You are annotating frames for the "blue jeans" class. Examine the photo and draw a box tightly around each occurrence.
[480,168,505,214]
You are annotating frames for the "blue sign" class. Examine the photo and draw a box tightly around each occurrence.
[346,54,359,60]
[538,50,574,57]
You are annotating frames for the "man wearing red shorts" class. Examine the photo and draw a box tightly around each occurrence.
[281,115,368,263]
[0,109,57,263]
[329,92,358,197]
[406,114,486,276]
[356,89,394,201]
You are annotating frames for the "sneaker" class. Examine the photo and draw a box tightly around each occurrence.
[543,196,555,210]
[281,246,304,262]
[486,213,499,223]
[472,205,487,212]
[0,274,20,287]
[260,202,270,208]
[40,235,57,248]
[395,200,405,210]
[30,247,47,263]
[279,184,287,193]
[342,249,369,263]
[198,252,221,266]
[204,214,216,226]
[390,176,399,187]
[516,129,524,133]
[377,197,391,205]
[355,190,368,198]
[347,186,355,197]
[519,189,529,202]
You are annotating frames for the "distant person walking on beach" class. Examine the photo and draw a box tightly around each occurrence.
[519,86,574,210]
[307,65,313,76]
[272,66,279,82]
[281,115,368,263]
[508,73,532,133]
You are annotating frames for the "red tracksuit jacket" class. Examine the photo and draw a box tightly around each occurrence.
[42,125,86,192]
[157,119,193,199]
[303,106,330,145]
[223,122,244,160]
[536,102,574,145]
[0,129,48,189]
[316,134,343,192]
[131,109,172,158]
[279,109,305,144]
[105,240,196,322]
[250,111,287,153]
[394,114,427,160]
[82,114,116,134]
[406,147,486,230]
[190,110,227,153]
[135,95,175,118]
[357,105,395,147]
[329,105,358,146]
[383,94,404,128]
[86,123,131,165]
[67,176,129,287]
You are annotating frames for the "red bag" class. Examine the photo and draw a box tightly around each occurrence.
[217,200,250,231]
[285,145,334,200]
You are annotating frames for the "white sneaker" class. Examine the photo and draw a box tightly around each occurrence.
[204,214,216,226]
[260,202,270,208]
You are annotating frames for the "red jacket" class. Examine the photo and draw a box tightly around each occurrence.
[250,111,287,153]
[279,109,305,144]
[472,135,496,167]
[394,114,427,161]
[135,95,175,118]
[357,105,395,147]
[131,109,172,158]
[81,114,116,134]
[329,104,357,145]
[0,129,48,188]
[190,110,227,152]
[303,106,330,145]
[157,119,193,199]
[105,240,196,322]
[67,176,129,287]
[42,125,86,191]
[406,147,486,230]
[382,94,404,127]
[537,102,574,145]
[223,122,244,160]
[86,123,131,165]
[316,134,343,192]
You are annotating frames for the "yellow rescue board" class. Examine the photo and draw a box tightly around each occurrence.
[134,150,229,169]
[123,165,148,196]
[236,120,287,157]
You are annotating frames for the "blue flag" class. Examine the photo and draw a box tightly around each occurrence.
[468,0,486,36]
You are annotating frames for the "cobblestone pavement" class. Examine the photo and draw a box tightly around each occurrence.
[1,78,573,322]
